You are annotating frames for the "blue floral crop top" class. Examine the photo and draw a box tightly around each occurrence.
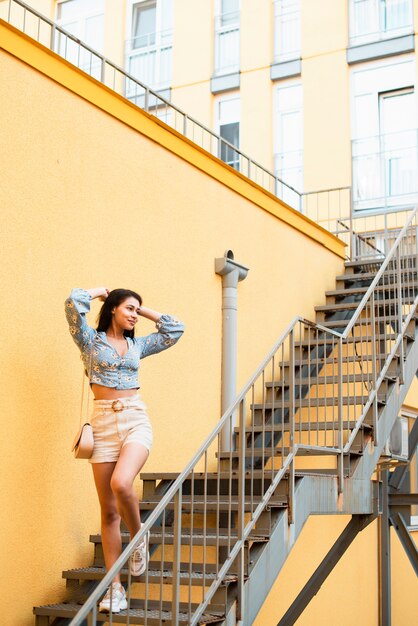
[65,289,185,389]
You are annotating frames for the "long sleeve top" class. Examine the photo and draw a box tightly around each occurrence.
[65,288,185,389]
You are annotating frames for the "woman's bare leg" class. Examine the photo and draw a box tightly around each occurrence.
[110,443,149,539]
[91,461,122,584]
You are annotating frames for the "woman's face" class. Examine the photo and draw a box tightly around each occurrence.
[112,297,141,331]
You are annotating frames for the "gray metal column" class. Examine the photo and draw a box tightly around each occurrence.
[215,250,249,452]
[379,470,391,626]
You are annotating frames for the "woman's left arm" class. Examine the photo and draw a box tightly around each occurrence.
[136,307,185,359]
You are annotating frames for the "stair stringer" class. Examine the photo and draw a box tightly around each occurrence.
[242,473,378,626]
[352,333,418,482]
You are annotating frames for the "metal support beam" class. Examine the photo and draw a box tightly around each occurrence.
[389,512,418,576]
[379,470,391,626]
[389,417,418,490]
[276,514,377,626]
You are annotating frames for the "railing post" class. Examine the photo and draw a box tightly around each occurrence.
[288,329,295,524]
[371,292,378,446]
[349,187,354,261]
[50,23,56,51]
[337,337,344,493]
[397,246,404,385]
[171,488,182,626]
[237,397,246,622]
[100,57,106,84]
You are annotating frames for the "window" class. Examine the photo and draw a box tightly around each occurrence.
[126,0,173,91]
[216,95,240,170]
[273,0,300,63]
[349,0,413,46]
[274,82,303,200]
[55,0,104,78]
[214,0,240,75]
[351,57,417,212]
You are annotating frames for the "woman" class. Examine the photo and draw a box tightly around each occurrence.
[65,287,184,613]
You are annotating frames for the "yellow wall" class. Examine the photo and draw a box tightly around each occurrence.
[0,22,344,625]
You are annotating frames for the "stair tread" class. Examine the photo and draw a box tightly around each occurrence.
[295,333,401,346]
[237,420,373,433]
[336,271,416,282]
[316,297,416,313]
[251,395,385,409]
[326,283,417,297]
[33,602,224,623]
[320,316,414,328]
[279,353,391,366]
[265,373,396,386]
[63,565,239,583]
[217,447,357,459]
[90,528,270,545]
[345,254,416,268]
[140,469,337,480]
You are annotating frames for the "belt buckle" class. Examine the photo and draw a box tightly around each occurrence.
[111,399,124,412]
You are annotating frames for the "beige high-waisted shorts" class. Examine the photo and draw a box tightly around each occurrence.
[89,394,153,464]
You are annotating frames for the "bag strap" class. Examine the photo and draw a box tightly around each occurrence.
[79,338,94,427]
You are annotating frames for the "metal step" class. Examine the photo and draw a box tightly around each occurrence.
[345,254,416,269]
[250,395,386,410]
[279,353,390,367]
[315,296,416,314]
[295,333,403,347]
[336,270,416,283]
[33,601,224,624]
[319,317,412,328]
[140,469,337,481]
[236,421,373,435]
[63,563,238,586]
[326,282,417,298]
[217,447,355,460]
[89,528,269,548]
[265,373,396,387]
[138,496,287,511]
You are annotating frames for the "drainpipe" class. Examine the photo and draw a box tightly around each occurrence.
[215,250,249,453]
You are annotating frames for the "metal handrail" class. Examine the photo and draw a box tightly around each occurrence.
[342,206,417,337]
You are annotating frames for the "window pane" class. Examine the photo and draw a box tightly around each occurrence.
[84,14,104,52]
[221,0,239,26]
[220,122,240,169]
[274,0,300,61]
[382,0,412,31]
[133,2,157,47]
[58,0,103,20]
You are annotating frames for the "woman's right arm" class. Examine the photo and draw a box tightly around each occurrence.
[64,287,107,349]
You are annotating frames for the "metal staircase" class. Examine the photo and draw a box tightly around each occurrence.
[33,209,418,626]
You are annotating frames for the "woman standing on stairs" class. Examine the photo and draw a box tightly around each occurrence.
[65,287,184,613]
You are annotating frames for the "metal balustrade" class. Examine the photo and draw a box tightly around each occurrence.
[352,130,418,213]
[65,208,418,624]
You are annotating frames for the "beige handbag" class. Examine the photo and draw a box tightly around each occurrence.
[72,345,94,459]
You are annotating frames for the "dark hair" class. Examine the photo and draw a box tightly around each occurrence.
[96,289,142,338]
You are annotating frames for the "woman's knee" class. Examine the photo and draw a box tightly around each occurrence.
[110,475,134,499]
[101,506,121,527]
